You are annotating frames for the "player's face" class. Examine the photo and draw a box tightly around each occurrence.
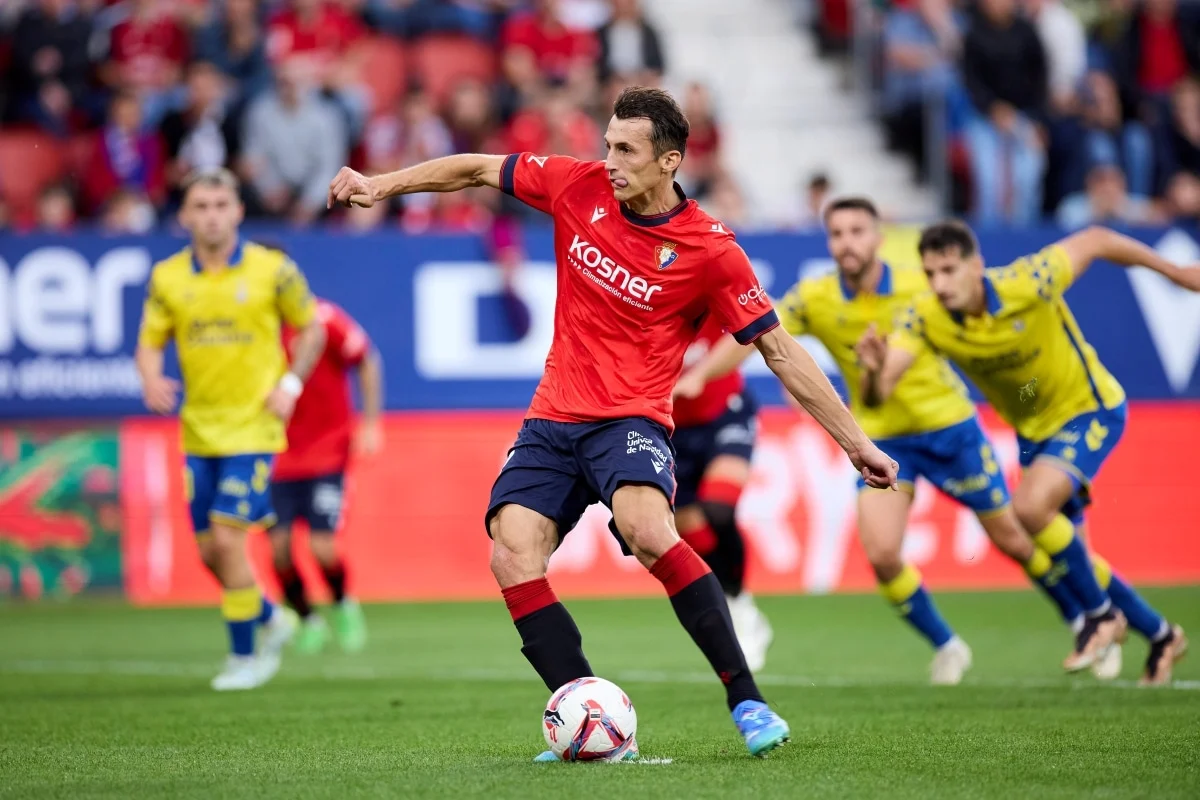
[825,209,882,279]
[603,116,681,203]
[180,184,243,251]
[922,247,984,313]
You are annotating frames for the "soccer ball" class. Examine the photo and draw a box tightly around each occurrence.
[541,677,638,761]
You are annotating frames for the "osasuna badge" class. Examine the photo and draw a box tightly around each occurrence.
[655,242,678,271]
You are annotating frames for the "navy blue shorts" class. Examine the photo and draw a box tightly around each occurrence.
[672,391,758,508]
[485,417,677,549]
[270,473,346,533]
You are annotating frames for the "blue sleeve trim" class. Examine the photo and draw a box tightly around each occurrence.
[733,310,780,345]
[500,154,518,197]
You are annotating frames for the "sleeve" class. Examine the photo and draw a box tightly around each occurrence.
[1015,244,1076,301]
[704,240,779,345]
[137,269,174,349]
[274,257,317,328]
[888,300,932,357]
[323,304,370,367]
[498,153,590,215]
[776,282,808,336]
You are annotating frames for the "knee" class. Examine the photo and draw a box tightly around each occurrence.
[1013,491,1058,534]
[308,535,337,566]
[620,512,677,565]
[859,535,904,582]
[488,507,554,585]
[209,525,245,564]
[196,536,220,572]
[981,513,1033,561]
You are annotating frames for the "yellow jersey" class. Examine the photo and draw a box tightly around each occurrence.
[890,245,1125,442]
[777,263,975,440]
[138,241,317,456]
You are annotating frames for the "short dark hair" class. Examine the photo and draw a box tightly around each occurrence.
[612,86,689,159]
[181,167,240,199]
[822,196,879,225]
[918,220,979,258]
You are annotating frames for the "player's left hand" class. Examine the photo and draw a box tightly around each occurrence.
[847,440,900,490]
[354,418,383,456]
[672,370,706,400]
[265,387,298,422]
[854,324,887,373]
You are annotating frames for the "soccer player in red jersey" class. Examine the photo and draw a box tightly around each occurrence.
[328,87,898,760]
[671,318,773,672]
[270,298,384,655]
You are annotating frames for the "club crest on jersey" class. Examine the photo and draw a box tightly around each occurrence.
[655,243,678,271]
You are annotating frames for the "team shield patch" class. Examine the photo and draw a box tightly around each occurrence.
[655,243,678,271]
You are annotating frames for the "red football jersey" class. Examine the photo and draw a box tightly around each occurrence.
[672,315,746,429]
[275,300,370,481]
[500,153,777,433]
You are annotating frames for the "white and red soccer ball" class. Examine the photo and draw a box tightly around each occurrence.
[542,677,638,761]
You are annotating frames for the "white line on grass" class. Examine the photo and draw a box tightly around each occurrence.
[2,659,1197,691]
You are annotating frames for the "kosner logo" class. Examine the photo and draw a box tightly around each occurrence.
[567,235,662,307]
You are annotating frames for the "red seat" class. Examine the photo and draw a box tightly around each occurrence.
[0,131,66,228]
[410,35,497,110]
[358,35,409,115]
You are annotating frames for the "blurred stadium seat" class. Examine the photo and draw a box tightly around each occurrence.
[0,131,65,228]
[410,35,498,110]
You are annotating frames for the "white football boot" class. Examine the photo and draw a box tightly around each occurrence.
[930,637,973,686]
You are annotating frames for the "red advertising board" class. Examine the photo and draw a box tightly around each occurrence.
[121,405,1200,605]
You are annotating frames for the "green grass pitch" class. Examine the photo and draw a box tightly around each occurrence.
[2,588,1198,799]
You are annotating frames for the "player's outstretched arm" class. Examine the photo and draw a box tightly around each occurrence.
[754,326,898,489]
[1058,226,1200,290]
[327,154,508,208]
[354,349,385,455]
[673,335,755,400]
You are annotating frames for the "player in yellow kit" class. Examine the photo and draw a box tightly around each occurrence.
[136,168,327,691]
[679,198,1098,684]
[874,221,1198,685]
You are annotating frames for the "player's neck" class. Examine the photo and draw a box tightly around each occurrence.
[623,181,684,218]
[193,239,238,272]
[846,260,884,295]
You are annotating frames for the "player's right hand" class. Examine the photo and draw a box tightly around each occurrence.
[848,440,899,490]
[327,166,375,209]
[854,324,887,373]
[142,376,180,415]
[672,370,706,400]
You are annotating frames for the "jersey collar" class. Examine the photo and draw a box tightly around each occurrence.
[620,183,689,227]
[951,275,1003,323]
[839,262,893,300]
[190,239,245,274]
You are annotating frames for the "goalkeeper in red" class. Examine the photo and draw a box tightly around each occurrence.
[328,87,898,760]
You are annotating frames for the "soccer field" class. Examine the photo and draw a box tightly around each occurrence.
[2,588,1197,800]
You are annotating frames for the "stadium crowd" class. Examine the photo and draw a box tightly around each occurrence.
[1,0,1197,232]
[868,0,1200,227]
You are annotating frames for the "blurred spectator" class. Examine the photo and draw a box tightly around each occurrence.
[82,90,165,217]
[1161,78,1200,190]
[501,0,598,101]
[357,87,454,229]
[1056,161,1161,228]
[99,185,156,233]
[679,81,723,200]
[793,172,832,229]
[194,0,273,109]
[36,182,77,232]
[880,0,963,181]
[559,0,610,30]
[102,0,190,126]
[160,61,239,208]
[447,78,499,153]
[1023,0,1086,116]
[9,0,99,135]
[596,0,664,89]
[364,0,500,40]
[1072,71,1154,197]
[266,0,370,138]
[1166,173,1200,223]
[504,86,600,160]
[700,175,749,230]
[1111,0,1200,111]
[240,58,348,226]
[961,0,1048,226]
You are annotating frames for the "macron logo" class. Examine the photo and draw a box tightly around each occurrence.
[591,207,607,224]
